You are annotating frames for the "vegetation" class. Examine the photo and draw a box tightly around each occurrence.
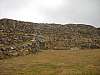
[0,49,100,75]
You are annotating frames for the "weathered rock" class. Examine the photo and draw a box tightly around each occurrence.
[0,18,100,59]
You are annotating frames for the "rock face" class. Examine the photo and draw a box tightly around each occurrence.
[0,18,100,59]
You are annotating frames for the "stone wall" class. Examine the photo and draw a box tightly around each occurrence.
[0,44,32,59]
[0,18,100,59]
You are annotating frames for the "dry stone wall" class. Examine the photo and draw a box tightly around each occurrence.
[0,18,100,59]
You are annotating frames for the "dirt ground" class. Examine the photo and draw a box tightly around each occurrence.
[0,49,100,75]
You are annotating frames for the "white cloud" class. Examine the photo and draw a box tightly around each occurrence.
[0,0,100,27]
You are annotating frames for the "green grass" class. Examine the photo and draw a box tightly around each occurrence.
[0,49,100,75]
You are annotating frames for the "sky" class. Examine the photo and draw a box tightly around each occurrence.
[0,0,100,27]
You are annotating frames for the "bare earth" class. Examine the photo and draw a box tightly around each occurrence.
[0,49,100,75]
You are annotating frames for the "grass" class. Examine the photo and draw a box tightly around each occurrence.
[0,49,100,75]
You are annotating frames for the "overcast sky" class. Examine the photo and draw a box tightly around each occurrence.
[0,0,100,27]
